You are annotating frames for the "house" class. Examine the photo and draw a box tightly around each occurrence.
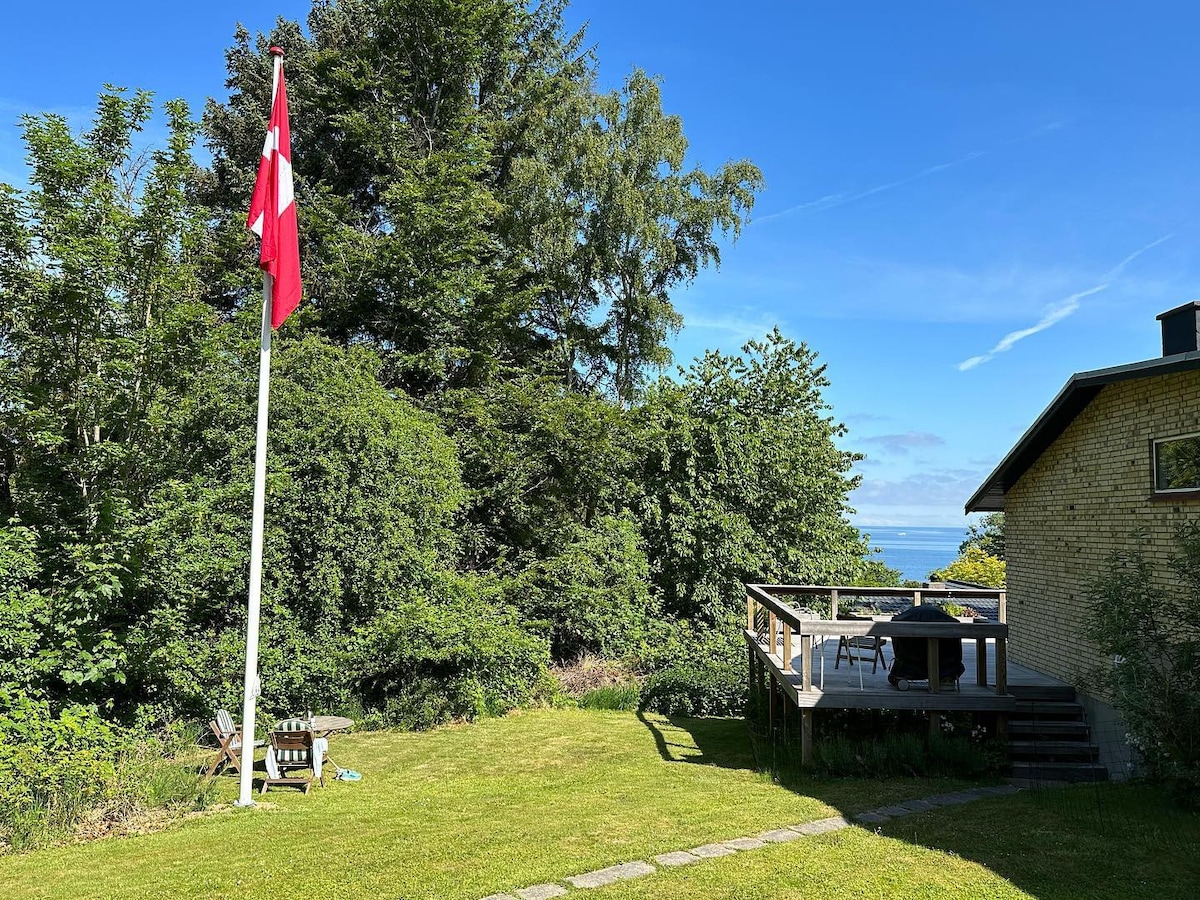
[966,301,1200,771]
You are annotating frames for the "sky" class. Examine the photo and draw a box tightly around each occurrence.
[4,1,1200,528]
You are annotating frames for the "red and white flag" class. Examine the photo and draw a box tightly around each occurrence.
[247,49,301,328]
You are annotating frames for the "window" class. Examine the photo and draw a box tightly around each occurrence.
[1153,433,1200,493]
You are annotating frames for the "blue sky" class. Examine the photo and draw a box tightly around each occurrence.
[4,1,1199,527]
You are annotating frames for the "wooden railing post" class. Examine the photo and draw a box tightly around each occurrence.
[768,610,777,656]
[975,637,988,686]
[927,637,941,693]
[800,633,812,691]
[913,589,922,607]
[747,593,755,632]
[998,591,1007,624]
[830,588,839,620]
[782,622,793,673]
[995,635,1008,695]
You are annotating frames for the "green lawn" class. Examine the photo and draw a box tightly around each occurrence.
[2,709,1196,899]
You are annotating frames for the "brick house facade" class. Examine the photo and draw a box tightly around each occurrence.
[968,302,1200,698]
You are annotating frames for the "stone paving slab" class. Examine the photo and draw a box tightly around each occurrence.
[979,783,1021,796]
[853,811,889,824]
[515,885,567,900]
[689,842,738,858]
[479,785,1025,900]
[566,862,656,889]
[758,828,803,843]
[923,791,979,807]
[655,850,702,867]
[793,815,851,835]
[723,836,767,851]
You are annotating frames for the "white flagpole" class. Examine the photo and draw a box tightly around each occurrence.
[236,51,283,809]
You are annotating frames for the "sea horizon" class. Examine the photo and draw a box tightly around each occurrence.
[856,524,967,584]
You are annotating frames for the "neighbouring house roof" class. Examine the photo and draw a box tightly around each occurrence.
[965,350,1200,513]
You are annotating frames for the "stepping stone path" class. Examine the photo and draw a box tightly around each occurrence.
[478,783,1021,899]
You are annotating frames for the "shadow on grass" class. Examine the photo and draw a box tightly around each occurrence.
[636,711,757,769]
[640,711,1200,900]
[875,782,1200,900]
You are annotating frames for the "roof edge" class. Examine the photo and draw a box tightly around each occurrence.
[965,350,1200,513]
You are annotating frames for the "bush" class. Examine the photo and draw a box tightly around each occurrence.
[1084,526,1200,807]
[640,662,745,717]
[349,576,552,730]
[0,693,209,852]
[929,546,1006,587]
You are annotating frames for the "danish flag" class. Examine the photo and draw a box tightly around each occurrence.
[247,48,301,327]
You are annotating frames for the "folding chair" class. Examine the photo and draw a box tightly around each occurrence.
[261,719,328,794]
[205,709,263,777]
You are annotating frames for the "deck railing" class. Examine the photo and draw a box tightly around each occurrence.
[745,583,1010,695]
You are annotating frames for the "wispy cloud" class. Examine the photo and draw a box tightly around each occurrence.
[755,150,987,225]
[860,432,946,455]
[956,233,1175,371]
[852,468,986,507]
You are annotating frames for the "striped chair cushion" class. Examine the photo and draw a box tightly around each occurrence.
[273,719,313,765]
[216,709,236,735]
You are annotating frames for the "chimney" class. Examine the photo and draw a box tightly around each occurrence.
[1156,301,1200,356]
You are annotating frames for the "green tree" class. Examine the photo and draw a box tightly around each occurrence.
[929,546,1006,587]
[0,88,211,709]
[200,0,592,394]
[961,512,1005,560]
[130,333,467,717]
[507,69,762,401]
[631,329,867,620]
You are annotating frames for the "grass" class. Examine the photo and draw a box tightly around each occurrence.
[1,708,1195,899]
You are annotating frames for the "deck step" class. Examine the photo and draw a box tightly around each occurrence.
[1010,760,1109,783]
[1008,720,1091,738]
[1008,740,1100,761]
[1013,700,1084,719]
[1008,683,1076,702]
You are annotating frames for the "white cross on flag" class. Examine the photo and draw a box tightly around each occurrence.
[247,47,302,327]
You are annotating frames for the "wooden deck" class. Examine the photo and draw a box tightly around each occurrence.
[743,582,1063,762]
[747,631,1064,712]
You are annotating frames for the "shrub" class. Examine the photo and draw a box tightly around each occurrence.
[929,546,1006,587]
[640,662,745,717]
[0,694,210,852]
[1084,526,1200,807]
[348,576,552,730]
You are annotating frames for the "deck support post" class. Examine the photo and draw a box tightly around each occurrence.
[995,638,1008,695]
[927,637,941,693]
[801,709,813,766]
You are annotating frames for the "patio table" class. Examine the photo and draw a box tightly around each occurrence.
[308,715,354,774]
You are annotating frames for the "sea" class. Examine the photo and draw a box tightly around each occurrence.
[858,525,967,584]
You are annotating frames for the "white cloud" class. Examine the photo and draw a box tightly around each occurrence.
[956,233,1174,371]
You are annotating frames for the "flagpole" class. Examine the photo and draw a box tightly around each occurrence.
[236,49,284,809]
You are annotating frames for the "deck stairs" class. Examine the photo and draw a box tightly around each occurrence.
[1007,683,1108,783]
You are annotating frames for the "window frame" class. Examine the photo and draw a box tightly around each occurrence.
[1151,430,1200,495]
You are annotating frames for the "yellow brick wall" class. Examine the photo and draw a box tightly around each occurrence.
[1005,368,1200,685]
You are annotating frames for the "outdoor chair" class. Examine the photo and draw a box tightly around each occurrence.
[834,613,889,689]
[205,708,264,778]
[262,718,329,794]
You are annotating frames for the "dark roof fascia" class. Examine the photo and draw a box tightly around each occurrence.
[965,351,1200,513]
